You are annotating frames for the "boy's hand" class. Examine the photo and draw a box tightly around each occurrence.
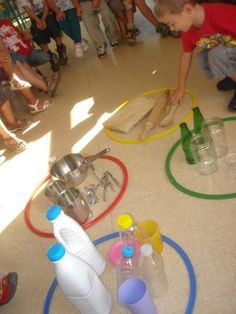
[92,0,101,8]
[76,5,82,16]
[56,9,65,21]
[36,19,46,30]
[170,88,185,106]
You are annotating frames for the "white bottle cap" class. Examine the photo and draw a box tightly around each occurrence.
[140,244,153,256]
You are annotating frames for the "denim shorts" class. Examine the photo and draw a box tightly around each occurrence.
[25,49,50,67]
[196,46,236,79]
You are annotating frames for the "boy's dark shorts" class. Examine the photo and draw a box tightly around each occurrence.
[30,11,61,46]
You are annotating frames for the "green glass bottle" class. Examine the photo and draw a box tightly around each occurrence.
[180,122,195,164]
[193,106,205,134]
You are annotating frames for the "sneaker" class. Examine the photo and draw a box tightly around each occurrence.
[57,44,68,66]
[217,77,236,91]
[0,272,18,305]
[228,89,236,111]
[75,43,84,58]
[156,23,170,37]
[126,29,136,43]
[97,44,107,58]
[50,52,60,72]
[82,39,89,52]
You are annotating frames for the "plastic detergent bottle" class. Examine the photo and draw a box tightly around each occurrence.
[138,244,168,299]
[116,213,148,249]
[46,204,105,276]
[180,122,195,164]
[193,106,205,134]
[47,243,112,314]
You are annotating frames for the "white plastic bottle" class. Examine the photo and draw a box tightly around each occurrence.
[46,204,105,276]
[138,244,168,299]
[47,243,112,314]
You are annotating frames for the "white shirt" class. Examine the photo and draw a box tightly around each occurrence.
[53,0,74,12]
[16,0,44,15]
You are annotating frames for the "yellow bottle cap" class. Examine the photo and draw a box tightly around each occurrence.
[116,214,133,230]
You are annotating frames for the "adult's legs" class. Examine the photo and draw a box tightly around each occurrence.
[80,1,106,49]
[97,0,119,43]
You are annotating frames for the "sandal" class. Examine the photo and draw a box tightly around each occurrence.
[28,99,54,115]
[6,119,32,132]
[0,272,18,306]
[45,71,61,97]
[10,73,31,91]
[3,135,27,153]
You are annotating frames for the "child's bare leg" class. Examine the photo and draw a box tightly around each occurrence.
[15,61,47,91]
[0,118,12,139]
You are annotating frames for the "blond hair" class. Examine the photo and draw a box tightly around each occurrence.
[155,0,196,18]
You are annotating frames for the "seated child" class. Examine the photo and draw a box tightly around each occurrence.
[0,41,55,114]
[0,17,58,71]
[155,0,236,111]
[16,0,68,67]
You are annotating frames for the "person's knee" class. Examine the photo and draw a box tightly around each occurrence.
[208,48,227,77]
[208,48,225,66]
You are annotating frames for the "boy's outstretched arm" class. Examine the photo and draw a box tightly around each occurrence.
[170,51,193,106]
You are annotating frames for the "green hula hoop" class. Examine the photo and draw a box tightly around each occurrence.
[105,88,197,144]
[165,116,236,200]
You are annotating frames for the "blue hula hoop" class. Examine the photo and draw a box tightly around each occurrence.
[43,232,197,314]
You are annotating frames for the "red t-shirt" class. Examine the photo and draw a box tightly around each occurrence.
[181,3,236,53]
[0,18,32,57]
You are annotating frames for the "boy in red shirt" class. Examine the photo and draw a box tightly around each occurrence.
[155,0,236,111]
[0,18,59,71]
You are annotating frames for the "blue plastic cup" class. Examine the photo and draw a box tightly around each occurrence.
[118,278,158,314]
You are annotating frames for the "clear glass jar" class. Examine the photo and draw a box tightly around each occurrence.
[201,117,228,158]
[191,132,218,175]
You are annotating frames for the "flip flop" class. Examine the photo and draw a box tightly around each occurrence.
[9,74,31,91]
[6,119,32,132]
[3,135,27,153]
[28,99,54,115]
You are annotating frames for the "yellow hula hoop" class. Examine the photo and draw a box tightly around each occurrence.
[105,88,197,144]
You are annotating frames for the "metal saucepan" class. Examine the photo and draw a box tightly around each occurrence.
[50,147,110,187]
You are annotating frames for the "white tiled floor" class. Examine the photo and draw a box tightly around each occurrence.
[1,6,236,314]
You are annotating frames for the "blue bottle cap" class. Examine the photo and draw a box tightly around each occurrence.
[122,245,135,258]
[47,243,66,262]
[46,204,62,221]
